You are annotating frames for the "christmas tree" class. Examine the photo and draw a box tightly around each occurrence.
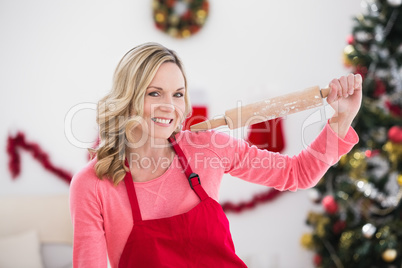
[301,1,402,267]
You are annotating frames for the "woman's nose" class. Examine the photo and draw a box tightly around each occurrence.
[158,102,176,112]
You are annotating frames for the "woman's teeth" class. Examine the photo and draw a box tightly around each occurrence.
[152,118,172,124]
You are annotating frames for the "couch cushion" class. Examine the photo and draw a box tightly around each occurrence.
[0,194,73,244]
[41,243,73,268]
[0,229,43,268]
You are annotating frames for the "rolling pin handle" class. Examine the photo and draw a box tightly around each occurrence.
[320,87,330,98]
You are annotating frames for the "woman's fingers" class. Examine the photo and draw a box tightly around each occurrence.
[327,74,362,103]
[327,78,341,103]
[354,74,363,90]
[347,73,355,95]
[338,75,349,98]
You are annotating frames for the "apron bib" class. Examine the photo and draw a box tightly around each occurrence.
[118,137,247,267]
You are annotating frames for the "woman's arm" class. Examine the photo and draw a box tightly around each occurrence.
[219,74,361,191]
[70,170,108,268]
[223,122,358,191]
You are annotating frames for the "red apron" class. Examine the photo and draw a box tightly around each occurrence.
[118,138,248,267]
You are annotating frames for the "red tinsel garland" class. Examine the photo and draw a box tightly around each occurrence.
[221,188,284,213]
[6,131,284,213]
[7,132,73,184]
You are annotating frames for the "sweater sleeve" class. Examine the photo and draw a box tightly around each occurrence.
[221,122,358,191]
[69,163,108,268]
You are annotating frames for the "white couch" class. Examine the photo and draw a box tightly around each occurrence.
[0,194,73,268]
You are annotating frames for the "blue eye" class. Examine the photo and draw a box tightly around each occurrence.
[174,92,184,98]
[148,92,159,97]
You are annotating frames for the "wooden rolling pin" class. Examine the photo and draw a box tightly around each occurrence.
[190,86,330,131]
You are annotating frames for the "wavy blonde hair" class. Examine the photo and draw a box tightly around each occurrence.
[94,42,191,185]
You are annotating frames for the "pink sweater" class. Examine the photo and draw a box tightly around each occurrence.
[70,123,358,268]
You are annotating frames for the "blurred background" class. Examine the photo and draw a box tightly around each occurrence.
[0,1,373,267]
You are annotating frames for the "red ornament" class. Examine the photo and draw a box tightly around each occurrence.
[355,65,368,79]
[322,195,338,214]
[374,79,386,97]
[346,34,354,45]
[166,0,175,8]
[182,10,192,20]
[188,25,201,35]
[365,149,380,158]
[313,254,322,266]
[388,126,402,143]
[333,220,346,234]
[385,100,402,117]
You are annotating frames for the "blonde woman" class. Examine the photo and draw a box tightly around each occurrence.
[70,42,362,267]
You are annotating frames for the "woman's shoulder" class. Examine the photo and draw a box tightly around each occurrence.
[70,158,100,189]
[70,157,121,207]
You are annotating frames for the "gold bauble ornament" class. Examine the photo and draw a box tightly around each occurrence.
[349,151,367,179]
[343,48,353,67]
[339,154,348,166]
[167,27,179,38]
[195,9,207,24]
[397,174,402,186]
[343,45,359,67]
[300,233,314,250]
[375,226,390,240]
[383,141,402,169]
[155,12,166,23]
[339,231,354,250]
[181,28,191,38]
[168,14,180,26]
[152,0,159,9]
[382,248,397,262]
[344,45,355,56]
[307,211,323,225]
[316,217,330,238]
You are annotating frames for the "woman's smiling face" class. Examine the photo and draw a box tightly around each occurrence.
[138,62,186,143]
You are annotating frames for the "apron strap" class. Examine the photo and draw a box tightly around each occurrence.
[124,161,143,222]
[169,137,209,201]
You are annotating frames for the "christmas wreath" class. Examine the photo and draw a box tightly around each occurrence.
[152,0,209,38]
